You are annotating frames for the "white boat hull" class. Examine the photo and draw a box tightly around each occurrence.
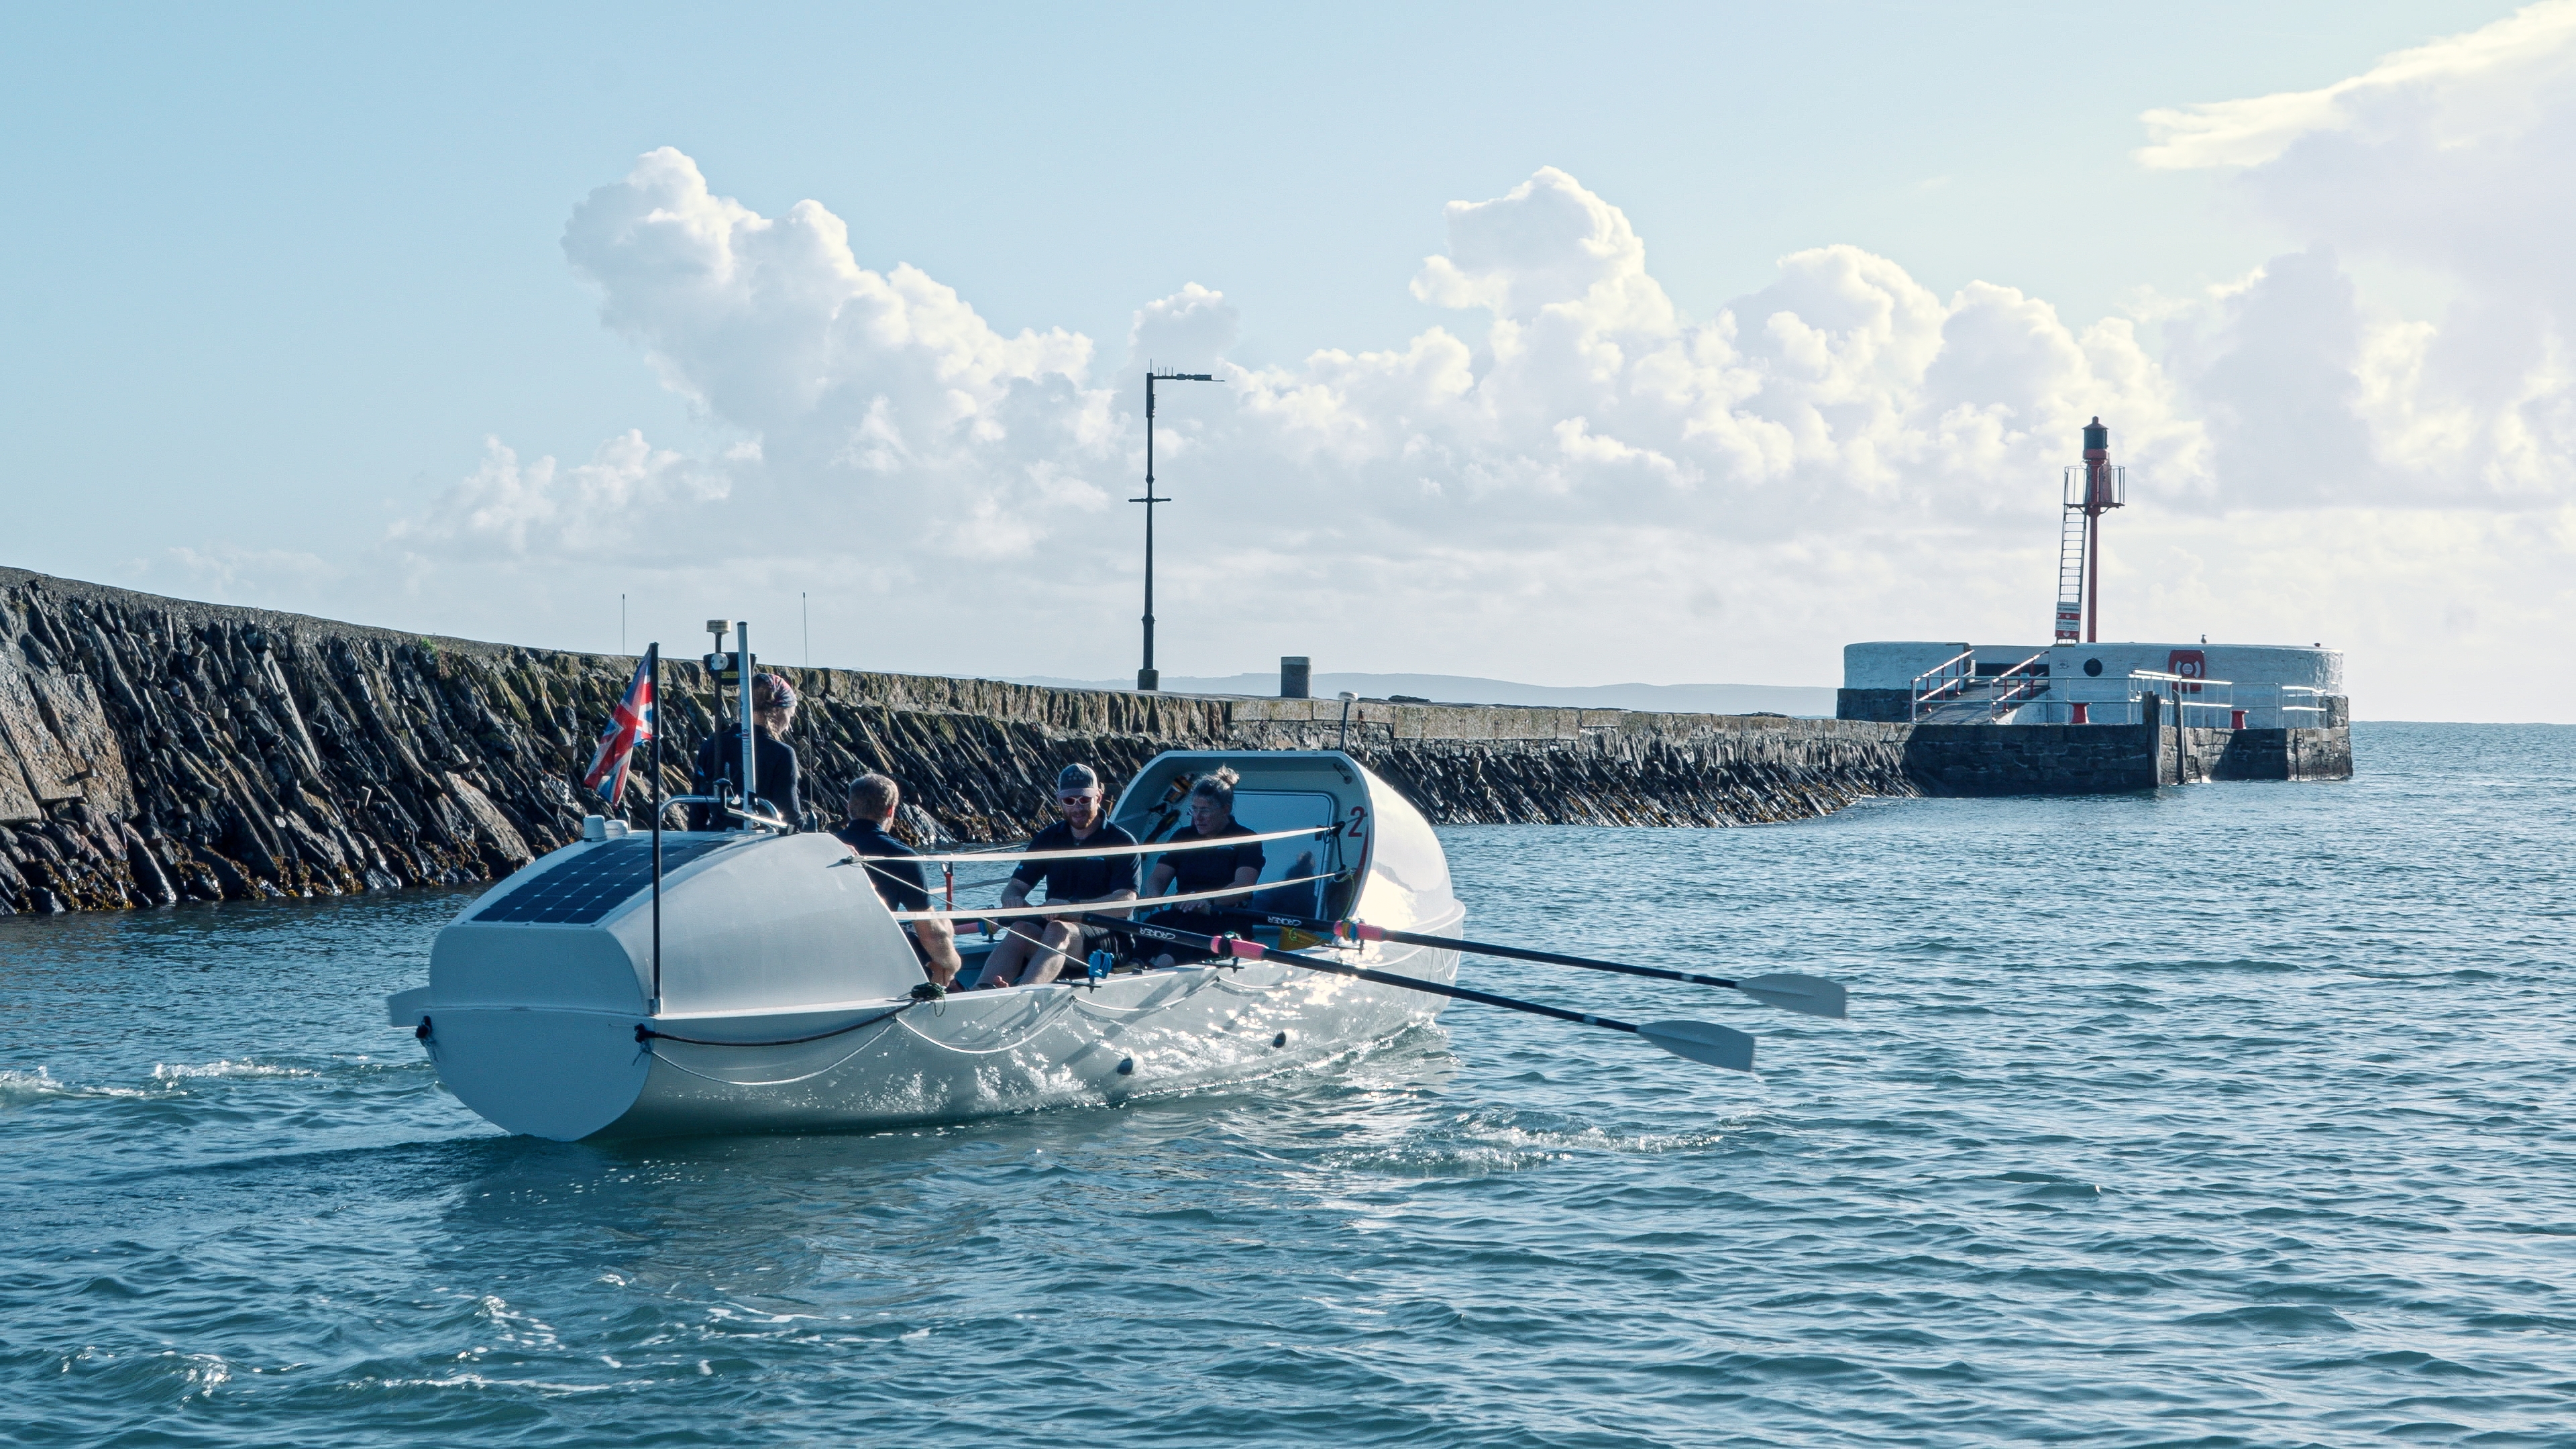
[395,751,1464,1140]
[608,940,1452,1138]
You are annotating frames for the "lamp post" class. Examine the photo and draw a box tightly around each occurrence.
[1134,368,1220,691]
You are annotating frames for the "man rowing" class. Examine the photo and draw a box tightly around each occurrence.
[975,764,1139,988]
[833,773,962,989]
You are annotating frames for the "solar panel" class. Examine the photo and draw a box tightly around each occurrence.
[472,837,733,925]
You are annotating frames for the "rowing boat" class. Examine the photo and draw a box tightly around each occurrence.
[387,749,1462,1140]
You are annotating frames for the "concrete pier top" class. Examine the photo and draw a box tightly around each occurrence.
[1843,641,2345,694]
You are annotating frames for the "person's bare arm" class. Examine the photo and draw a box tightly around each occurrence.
[977,877,1041,951]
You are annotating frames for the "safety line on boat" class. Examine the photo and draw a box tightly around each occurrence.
[637,1004,914,1049]
[890,870,1338,924]
[645,1022,902,1087]
[1064,973,1223,1018]
[898,823,1338,866]
[893,1002,1077,1055]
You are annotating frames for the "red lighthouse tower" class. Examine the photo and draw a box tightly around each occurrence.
[2053,417,2127,643]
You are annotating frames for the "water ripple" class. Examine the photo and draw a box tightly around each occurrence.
[1,724,2572,1446]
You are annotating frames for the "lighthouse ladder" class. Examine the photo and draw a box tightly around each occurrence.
[2052,504,2086,642]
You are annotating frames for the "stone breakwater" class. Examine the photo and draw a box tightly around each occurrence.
[0,569,1919,916]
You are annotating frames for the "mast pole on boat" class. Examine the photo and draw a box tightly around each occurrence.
[648,641,662,1016]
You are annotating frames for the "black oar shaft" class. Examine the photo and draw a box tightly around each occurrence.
[1083,915,1646,1036]
[1389,928,1741,989]
[1233,910,1740,989]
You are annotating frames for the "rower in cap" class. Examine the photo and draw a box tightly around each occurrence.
[977,763,1139,987]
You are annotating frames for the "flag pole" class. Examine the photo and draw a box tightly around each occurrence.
[648,641,663,1016]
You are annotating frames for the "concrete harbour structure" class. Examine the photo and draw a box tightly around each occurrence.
[1831,416,2353,792]
[1837,639,2352,792]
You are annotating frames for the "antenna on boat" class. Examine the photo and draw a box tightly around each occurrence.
[736,621,755,824]
[702,618,754,829]
[647,640,663,1016]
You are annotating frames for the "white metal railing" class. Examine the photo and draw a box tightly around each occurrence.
[2027,676,2146,725]
[2126,669,2235,728]
[2269,685,2326,725]
[1916,661,2330,730]
[1984,651,2051,721]
[1909,648,1978,720]
[2005,671,2226,727]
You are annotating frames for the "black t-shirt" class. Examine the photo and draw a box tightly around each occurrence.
[1163,822,1265,897]
[690,733,802,830]
[1008,820,1140,903]
[834,819,928,913]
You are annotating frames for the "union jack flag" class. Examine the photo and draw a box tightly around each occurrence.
[580,646,657,807]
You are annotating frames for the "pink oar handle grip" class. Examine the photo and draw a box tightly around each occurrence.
[1336,921,1386,942]
[1224,937,1267,961]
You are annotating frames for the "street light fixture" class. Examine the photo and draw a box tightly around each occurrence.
[1133,367,1220,692]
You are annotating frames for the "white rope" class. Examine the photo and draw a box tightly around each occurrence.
[1063,971,1225,1018]
[897,823,1339,865]
[644,1016,904,1086]
[890,870,1338,924]
[893,1006,1076,1056]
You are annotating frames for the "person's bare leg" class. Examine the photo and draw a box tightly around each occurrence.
[1017,922,1084,986]
[916,917,962,987]
[981,924,1039,987]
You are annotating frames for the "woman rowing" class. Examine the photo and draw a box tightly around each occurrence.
[689,672,805,829]
[1138,769,1265,967]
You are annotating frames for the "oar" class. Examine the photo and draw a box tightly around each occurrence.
[1224,911,1847,1021]
[1080,915,1757,1073]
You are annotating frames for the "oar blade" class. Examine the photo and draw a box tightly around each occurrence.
[1735,972,1849,1020]
[1638,1020,1756,1073]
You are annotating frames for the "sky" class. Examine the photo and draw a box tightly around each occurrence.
[3,1,2569,720]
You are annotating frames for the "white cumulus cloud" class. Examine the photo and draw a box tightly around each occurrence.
[376,87,2576,718]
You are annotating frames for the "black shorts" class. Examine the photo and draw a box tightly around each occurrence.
[1002,918,1118,951]
[1138,908,1231,962]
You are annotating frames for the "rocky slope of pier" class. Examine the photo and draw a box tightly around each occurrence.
[0,569,1915,916]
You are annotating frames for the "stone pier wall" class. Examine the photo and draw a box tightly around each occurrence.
[0,570,1921,916]
[0,568,2359,918]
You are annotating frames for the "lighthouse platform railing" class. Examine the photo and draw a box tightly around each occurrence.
[1999,676,2328,729]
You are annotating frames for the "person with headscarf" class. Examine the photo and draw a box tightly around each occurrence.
[1139,767,1264,966]
[688,672,804,829]
[976,763,1138,988]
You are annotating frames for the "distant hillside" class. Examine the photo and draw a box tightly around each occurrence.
[1008,671,1835,718]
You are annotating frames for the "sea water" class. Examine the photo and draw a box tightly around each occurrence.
[2,722,2569,1447]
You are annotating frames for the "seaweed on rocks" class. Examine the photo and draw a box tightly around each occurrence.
[0,567,1918,915]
